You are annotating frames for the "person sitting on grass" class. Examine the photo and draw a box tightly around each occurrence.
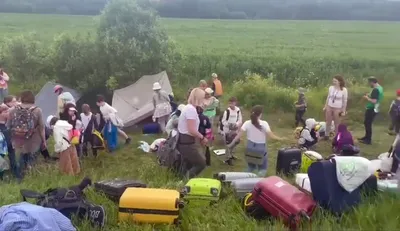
[228,105,284,177]
[332,124,355,154]
[298,118,319,150]
[49,116,80,175]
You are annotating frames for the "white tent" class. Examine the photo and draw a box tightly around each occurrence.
[112,71,173,128]
[35,82,81,123]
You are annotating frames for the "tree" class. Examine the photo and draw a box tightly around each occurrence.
[97,0,175,88]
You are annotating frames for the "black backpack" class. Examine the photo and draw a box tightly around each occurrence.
[219,109,240,131]
[156,132,183,176]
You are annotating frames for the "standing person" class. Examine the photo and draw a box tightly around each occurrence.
[210,73,223,99]
[228,105,284,177]
[323,75,348,140]
[80,104,99,157]
[0,66,10,103]
[294,87,307,127]
[53,85,76,118]
[388,89,400,135]
[7,91,46,182]
[220,97,243,135]
[359,77,384,145]
[1,96,18,174]
[49,117,80,175]
[152,82,172,133]
[197,107,212,166]
[199,80,208,90]
[203,88,219,126]
[177,88,208,179]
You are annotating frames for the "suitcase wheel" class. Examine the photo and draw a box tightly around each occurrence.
[182,186,191,194]
[175,199,185,209]
[173,218,181,225]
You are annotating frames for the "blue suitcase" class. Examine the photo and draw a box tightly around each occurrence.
[142,123,160,134]
[308,159,361,215]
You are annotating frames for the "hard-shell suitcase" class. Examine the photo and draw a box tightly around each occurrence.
[300,151,323,173]
[94,179,147,202]
[142,123,160,134]
[231,178,264,198]
[276,148,302,176]
[213,172,258,183]
[252,176,316,230]
[119,188,184,224]
[308,160,361,215]
[183,178,221,205]
[359,174,378,196]
[295,173,311,193]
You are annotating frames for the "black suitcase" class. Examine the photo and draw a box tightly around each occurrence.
[276,148,302,176]
[94,179,147,202]
[360,174,378,196]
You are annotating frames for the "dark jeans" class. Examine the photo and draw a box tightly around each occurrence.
[363,109,377,142]
[82,141,98,157]
[389,115,400,134]
[295,110,306,127]
[177,134,206,179]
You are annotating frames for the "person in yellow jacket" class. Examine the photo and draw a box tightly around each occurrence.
[211,73,223,99]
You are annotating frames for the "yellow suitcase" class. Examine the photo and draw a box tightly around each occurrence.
[119,188,184,224]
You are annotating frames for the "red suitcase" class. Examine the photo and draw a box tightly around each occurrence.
[252,176,316,230]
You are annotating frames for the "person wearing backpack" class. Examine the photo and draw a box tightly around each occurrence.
[80,104,101,157]
[388,89,400,135]
[298,118,319,150]
[7,91,46,182]
[219,97,242,135]
[49,117,80,175]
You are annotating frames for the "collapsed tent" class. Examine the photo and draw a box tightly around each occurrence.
[112,71,173,128]
[35,82,81,123]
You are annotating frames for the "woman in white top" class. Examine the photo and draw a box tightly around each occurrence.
[152,82,172,133]
[177,88,208,179]
[228,105,284,176]
[323,75,348,139]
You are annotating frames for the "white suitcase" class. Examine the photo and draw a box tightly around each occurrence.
[295,173,312,193]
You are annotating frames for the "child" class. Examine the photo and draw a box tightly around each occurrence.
[294,88,307,127]
[166,104,185,135]
[49,117,80,175]
[219,97,242,135]
[224,123,240,166]
[298,118,319,150]
[332,124,355,154]
[80,104,100,157]
[388,89,400,135]
[197,106,212,166]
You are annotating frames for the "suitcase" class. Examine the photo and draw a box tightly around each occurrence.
[213,172,258,183]
[359,174,378,196]
[183,178,221,205]
[119,188,184,224]
[231,178,264,198]
[276,148,302,176]
[142,123,160,134]
[295,173,311,193]
[308,160,361,215]
[94,179,147,202]
[252,176,316,230]
[241,192,269,220]
[300,151,323,173]
[378,179,398,192]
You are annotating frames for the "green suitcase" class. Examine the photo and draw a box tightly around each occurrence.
[182,178,221,205]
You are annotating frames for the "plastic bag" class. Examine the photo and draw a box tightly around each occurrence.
[138,141,150,153]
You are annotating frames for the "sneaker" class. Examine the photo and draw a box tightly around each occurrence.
[125,137,131,145]
[224,158,234,166]
[87,205,106,228]
[359,139,371,145]
[231,155,238,160]
[358,137,366,141]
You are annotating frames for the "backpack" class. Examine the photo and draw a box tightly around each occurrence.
[11,106,37,139]
[156,132,183,176]
[219,109,240,131]
[294,127,304,139]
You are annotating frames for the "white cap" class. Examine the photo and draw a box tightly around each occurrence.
[211,73,218,78]
[205,88,214,94]
[46,115,54,128]
[177,104,185,111]
[69,107,77,112]
[152,82,161,90]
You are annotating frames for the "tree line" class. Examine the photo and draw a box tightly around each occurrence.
[1,0,400,21]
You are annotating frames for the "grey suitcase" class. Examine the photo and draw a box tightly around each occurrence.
[213,172,258,183]
[231,178,264,198]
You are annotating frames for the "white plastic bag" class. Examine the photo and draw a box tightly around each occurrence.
[378,152,393,172]
[0,155,9,172]
[138,141,150,153]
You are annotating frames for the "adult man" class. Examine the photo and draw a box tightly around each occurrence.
[211,73,223,99]
[359,77,383,145]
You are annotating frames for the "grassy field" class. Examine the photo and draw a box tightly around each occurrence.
[1,12,400,230]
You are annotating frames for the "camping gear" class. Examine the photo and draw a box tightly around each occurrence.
[300,150,323,173]
[156,132,182,176]
[295,173,312,193]
[252,176,316,230]
[94,179,147,202]
[182,178,221,205]
[308,159,362,215]
[276,148,302,176]
[112,71,173,128]
[378,179,398,192]
[213,172,258,183]
[118,187,184,224]
[231,178,264,198]
[142,123,160,134]
[35,82,81,123]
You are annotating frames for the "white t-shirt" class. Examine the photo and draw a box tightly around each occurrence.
[327,86,348,109]
[178,104,199,135]
[241,120,271,144]
[100,103,117,120]
[221,106,243,133]
[80,112,92,131]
